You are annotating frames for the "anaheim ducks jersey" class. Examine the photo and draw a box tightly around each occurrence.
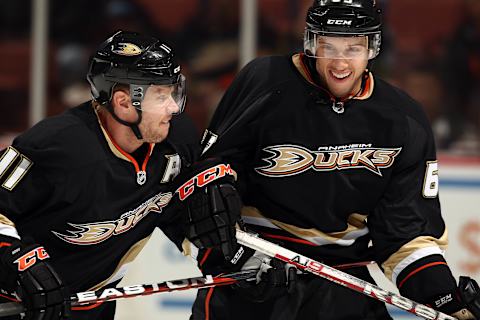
[200,54,456,297]
[0,102,198,292]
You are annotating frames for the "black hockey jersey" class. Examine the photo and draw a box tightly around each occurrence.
[200,54,452,293]
[0,102,198,292]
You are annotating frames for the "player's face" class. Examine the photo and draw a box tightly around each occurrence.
[314,36,369,98]
[138,85,181,143]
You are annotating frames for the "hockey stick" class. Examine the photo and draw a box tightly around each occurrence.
[0,269,257,318]
[236,229,457,320]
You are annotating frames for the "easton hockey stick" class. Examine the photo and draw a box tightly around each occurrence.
[236,229,457,320]
[0,269,257,318]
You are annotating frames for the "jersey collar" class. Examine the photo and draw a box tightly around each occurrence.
[93,103,155,185]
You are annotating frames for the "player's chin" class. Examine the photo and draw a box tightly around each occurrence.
[143,131,168,143]
[328,84,354,99]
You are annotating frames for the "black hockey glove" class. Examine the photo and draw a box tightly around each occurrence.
[0,235,70,320]
[428,276,480,319]
[233,250,297,303]
[174,158,242,260]
[454,276,480,319]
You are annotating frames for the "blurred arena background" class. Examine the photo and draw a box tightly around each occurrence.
[0,0,479,319]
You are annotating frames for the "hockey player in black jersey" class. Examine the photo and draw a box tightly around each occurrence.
[174,0,480,319]
[0,31,198,319]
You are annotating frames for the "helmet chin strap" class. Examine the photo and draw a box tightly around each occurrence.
[105,83,146,140]
[130,122,143,140]
[106,103,144,140]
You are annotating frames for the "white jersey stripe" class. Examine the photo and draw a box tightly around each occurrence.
[2,156,33,190]
[160,44,171,53]
[0,147,19,178]
[0,224,20,240]
[243,215,369,247]
[391,246,445,285]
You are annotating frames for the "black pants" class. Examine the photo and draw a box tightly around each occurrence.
[190,267,393,320]
[70,301,116,320]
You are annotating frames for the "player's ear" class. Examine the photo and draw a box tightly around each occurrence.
[111,89,132,116]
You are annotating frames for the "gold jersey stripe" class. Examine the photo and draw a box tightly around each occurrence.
[0,213,15,227]
[241,206,368,246]
[381,229,448,282]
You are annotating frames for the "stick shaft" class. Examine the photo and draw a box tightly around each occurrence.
[236,230,456,320]
[0,270,257,317]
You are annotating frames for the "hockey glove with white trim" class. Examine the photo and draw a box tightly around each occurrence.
[0,235,70,320]
[233,250,297,303]
[174,158,242,260]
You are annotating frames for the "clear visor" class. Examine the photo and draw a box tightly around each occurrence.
[304,29,381,60]
[132,74,186,115]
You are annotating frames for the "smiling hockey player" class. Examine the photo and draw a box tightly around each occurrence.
[175,1,480,319]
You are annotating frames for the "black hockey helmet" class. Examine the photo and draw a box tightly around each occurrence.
[87,31,186,139]
[304,0,382,59]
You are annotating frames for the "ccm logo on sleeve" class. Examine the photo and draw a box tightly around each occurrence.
[14,247,49,271]
[176,164,235,201]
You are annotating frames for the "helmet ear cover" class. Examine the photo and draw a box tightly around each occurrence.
[304,0,382,59]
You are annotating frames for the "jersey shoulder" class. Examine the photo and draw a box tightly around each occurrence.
[239,55,299,90]
[212,55,298,119]
[372,77,437,166]
[373,77,432,131]
[12,102,104,169]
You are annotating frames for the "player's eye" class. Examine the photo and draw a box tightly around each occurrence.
[318,43,337,54]
[157,94,169,102]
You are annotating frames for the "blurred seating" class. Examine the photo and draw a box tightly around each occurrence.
[0,39,30,90]
[134,0,199,33]
[0,39,30,132]
[0,39,59,132]
[0,0,479,153]
[386,0,464,59]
